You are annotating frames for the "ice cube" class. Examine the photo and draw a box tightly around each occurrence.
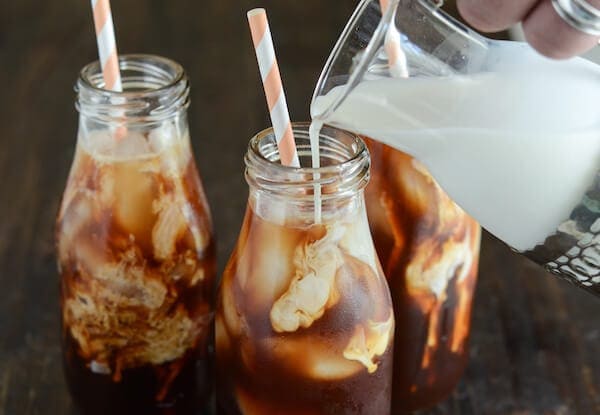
[265,336,363,381]
[151,124,191,177]
[97,166,116,206]
[252,193,286,226]
[152,198,187,260]
[242,219,296,308]
[57,191,95,261]
[83,130,116,156]
[75,238,110,277]
[112,131,151,158]
[113,162,157,237]
[339,215,380,274]
[148,123,175,153]
[181,204,208,252]
[308,353,364,381]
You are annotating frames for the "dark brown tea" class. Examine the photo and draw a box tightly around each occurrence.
[216,124,394,414]
[216,206,394,415]
[364,137,481,412]
[56,129,216,414]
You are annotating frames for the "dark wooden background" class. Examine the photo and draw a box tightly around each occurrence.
[0,1,598,414]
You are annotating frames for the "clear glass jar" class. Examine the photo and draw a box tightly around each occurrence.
[56,54,216,414]
[364,137,481,412]
[312,0,600,297]
[216,123,394,414]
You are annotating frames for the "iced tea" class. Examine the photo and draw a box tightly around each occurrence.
[364,137,480,412]
[56,55,216,414]
[216,124,394,415]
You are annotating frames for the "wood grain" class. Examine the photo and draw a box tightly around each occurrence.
[0,1,597,414]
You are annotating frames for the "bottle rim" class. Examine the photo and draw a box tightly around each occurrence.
[245,122,370,201]
[76,54,189,123]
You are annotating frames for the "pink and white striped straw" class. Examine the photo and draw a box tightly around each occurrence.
[380,0,409,78]
[91,0,122,91]
[247,8,300,168]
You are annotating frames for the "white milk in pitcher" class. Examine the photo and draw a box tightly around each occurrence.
[311,47,600,252]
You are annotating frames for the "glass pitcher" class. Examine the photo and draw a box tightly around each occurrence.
[216,123,394,414]
[364,137,480,411]
[311,0,600,296]
[56,55,216,414]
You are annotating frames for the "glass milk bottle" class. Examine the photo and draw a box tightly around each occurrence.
[311,0,600,296]
[216,124,394,414]
[56,55,216,414]
[364,137,480,411]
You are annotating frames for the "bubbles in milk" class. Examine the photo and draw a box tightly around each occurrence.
[312,43,600,251]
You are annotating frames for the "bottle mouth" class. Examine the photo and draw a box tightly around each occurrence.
[245,122,370,200]
[76,54,189,122]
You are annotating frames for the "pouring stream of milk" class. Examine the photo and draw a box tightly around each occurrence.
[311,46,600,252]
[309,121,323,224]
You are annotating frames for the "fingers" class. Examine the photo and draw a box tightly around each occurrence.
[522,0,600,59]
[457,0,600,59]
[456,0,539,32]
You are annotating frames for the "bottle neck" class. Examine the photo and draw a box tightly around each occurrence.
[245,123,370,226]
[76,54,189,126]
[75,54,191,159]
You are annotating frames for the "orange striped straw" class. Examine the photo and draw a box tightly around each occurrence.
[247,8,300,167]
[91,0,122,91]
[379,0,409,78]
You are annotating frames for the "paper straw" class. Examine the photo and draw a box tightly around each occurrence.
[91,0,122,91]
[379,0,409,78]
[247,8,300,167]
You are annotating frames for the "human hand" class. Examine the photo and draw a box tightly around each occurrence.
[456,0,600,59]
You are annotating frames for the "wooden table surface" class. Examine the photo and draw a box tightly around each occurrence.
[0,1,598,414]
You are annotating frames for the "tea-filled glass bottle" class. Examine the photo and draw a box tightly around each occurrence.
[216,123,394,414]
[56,54,216,414]
[364,137,480,412]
